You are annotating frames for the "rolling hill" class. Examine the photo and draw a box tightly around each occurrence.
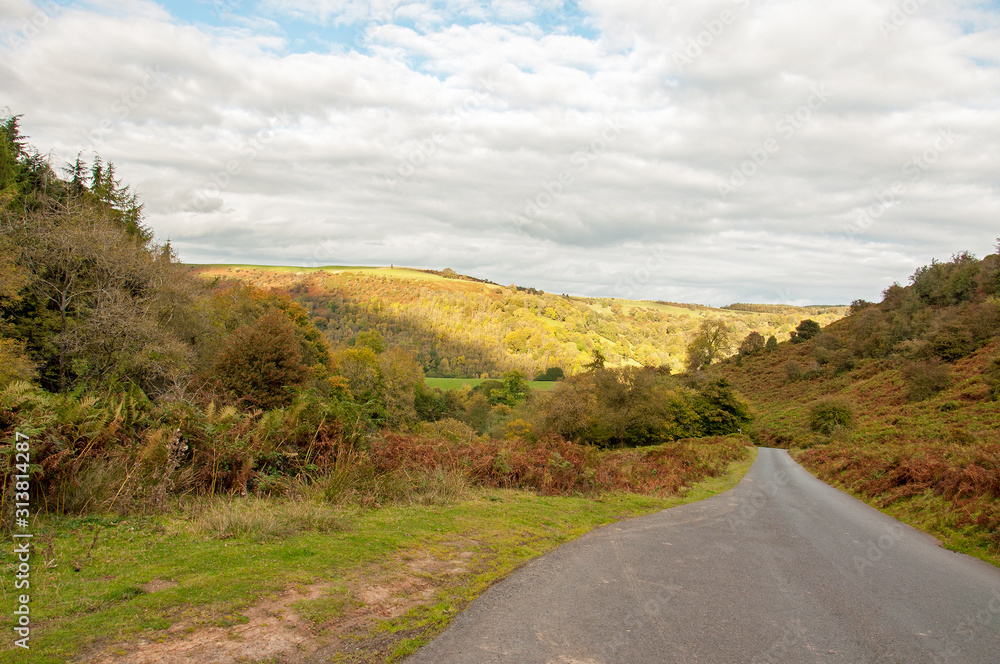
[188,264,847,378]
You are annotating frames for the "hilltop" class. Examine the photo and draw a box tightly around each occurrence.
[188,263,846,377]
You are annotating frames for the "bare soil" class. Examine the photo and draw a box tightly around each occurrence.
[88,541,480,664]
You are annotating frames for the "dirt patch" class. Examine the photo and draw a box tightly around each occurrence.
[91,583,328,664]
[140,578,178,594]
[89,541,481,664]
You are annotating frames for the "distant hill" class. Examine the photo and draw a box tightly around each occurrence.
[187,264,847,378]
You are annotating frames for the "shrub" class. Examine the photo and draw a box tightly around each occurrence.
[764,335,778,353]
[965,300,1000,343]
[929,323,975,361]
[784,360,803,381]
[830,349,857,374]
[210,309,309,410]
[902,359,951,402]
[809,397,854,435]
[415,417,477,443]
[535,367,565,381]
[985,354,1000,401]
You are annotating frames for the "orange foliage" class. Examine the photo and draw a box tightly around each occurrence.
[370,433,749,497]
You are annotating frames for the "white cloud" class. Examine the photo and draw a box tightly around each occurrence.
[1,0,998,306]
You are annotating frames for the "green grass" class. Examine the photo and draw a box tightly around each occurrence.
[2,452,754,664]
[424,378,558,392]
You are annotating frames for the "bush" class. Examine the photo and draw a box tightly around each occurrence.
[809,397,854,435]
[535,367,565,381]
[0,338,35,387]
[210,309,309,410]
[902,359,951,402]
[985,354,1000,401]
[415,417,477,443]
[784,360,803,381]
[929,323,975,361]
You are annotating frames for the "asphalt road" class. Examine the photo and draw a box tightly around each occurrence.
[405,448,1000,664]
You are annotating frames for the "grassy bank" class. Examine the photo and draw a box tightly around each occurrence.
[1,449,755,664]
[720,326,1000,569]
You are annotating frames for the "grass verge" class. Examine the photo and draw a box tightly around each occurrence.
[1,449,754,664]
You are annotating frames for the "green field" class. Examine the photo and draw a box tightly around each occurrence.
[424,377,558,391]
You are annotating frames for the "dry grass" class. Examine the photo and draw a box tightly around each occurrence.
[193,496,348,541]
[369,432,751,497]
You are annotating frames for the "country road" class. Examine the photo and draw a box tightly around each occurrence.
[405,448,1000,664]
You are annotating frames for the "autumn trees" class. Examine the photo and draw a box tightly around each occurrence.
[685,319,735,371]
[0,114,338,409]
[1,116,193,395]
[541,366,750,448]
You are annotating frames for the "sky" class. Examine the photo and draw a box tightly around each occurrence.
[1,0,999,307]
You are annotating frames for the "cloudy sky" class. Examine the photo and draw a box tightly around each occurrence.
[2,0,999,306]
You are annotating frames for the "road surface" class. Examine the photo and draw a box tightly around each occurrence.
[405,448,1000,663]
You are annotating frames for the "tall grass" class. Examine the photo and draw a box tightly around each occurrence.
[193,496,347,541]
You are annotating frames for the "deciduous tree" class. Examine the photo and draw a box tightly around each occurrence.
[685,319,734,371]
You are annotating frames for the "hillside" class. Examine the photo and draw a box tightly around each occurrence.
[188,264,846,377]
[713,249,1000,560]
